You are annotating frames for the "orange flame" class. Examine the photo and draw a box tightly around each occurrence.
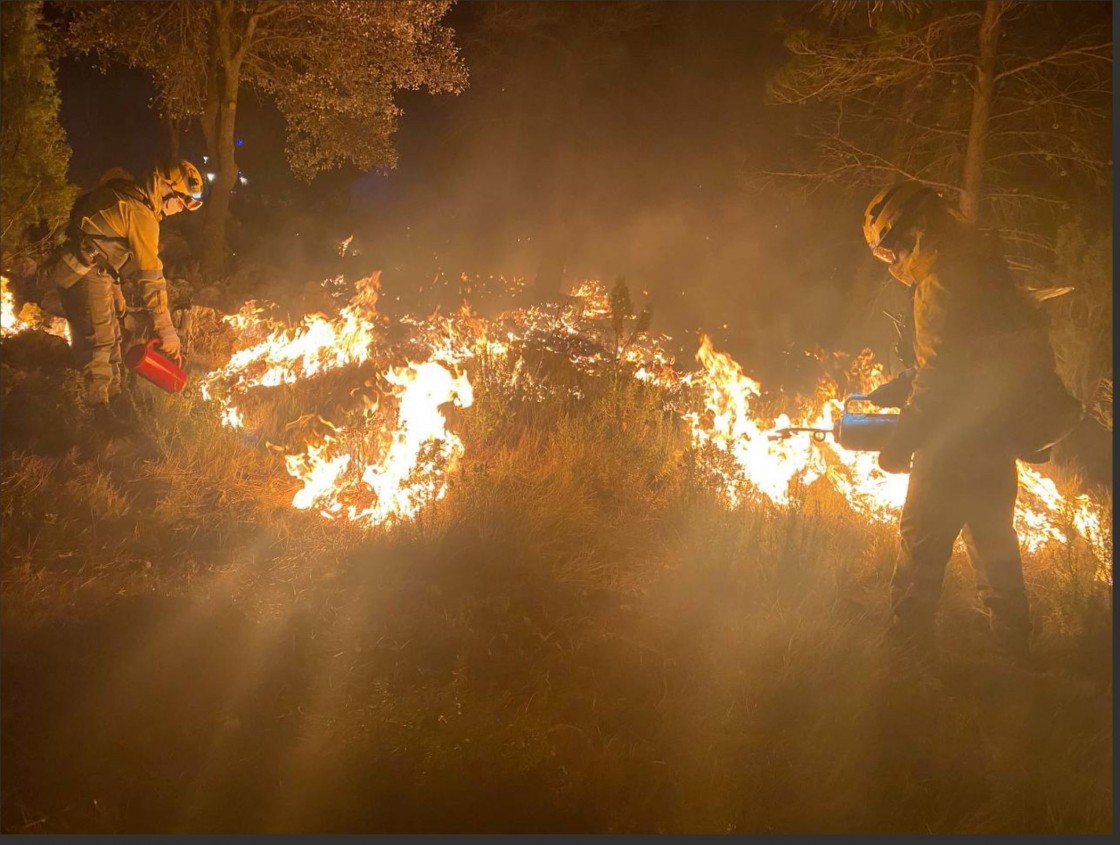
[282,360,473,523]
[199,271,477,525]
[689,333,1109,579]
[191,273,1109,584]
[1,276,70,341]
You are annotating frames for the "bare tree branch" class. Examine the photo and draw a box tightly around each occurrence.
[995,41,1111,83]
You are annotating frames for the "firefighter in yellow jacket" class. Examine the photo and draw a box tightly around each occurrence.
[862,182,1081,661]
[42,159,204,410]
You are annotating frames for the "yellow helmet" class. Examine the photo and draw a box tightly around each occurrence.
[863,182,939,262]
[155,159,205,211]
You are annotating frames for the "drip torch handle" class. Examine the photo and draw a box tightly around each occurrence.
[844,394,871,413]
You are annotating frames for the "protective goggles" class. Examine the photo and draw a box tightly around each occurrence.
[166,189,204,211]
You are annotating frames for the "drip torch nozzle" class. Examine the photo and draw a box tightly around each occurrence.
[768,426,834,443]
[767,395,900,452]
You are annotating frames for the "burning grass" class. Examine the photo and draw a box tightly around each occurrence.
[2,275,69,342]
[0,273,1111,833]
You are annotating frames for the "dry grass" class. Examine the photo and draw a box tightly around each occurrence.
[0,331,1111,833]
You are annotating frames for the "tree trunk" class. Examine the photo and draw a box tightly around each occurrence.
[200,65,240,279]
[199,4,242,281]
[200,17,220,164]
[165,116,180,160]
[960,0,1003,225]
[201,83,219,162]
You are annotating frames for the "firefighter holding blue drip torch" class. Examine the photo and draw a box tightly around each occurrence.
[860,182,1082,662]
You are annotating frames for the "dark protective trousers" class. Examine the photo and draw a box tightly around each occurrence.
[58,267,123,405]
[890,448,1030,631]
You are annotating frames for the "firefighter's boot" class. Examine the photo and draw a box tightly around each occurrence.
[90,404,129,438]
[108,390,139,427]
[89,395,137,440]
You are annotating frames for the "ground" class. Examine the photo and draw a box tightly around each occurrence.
[0,328,1112,834]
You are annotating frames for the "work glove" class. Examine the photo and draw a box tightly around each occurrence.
[866,368,916,408]
[157,327,181,360]
[152,310,181,359]
[877,436,913,474]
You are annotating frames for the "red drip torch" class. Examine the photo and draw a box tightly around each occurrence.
[124,338,188,393]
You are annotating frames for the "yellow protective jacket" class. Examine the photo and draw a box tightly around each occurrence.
[65,174,174,335]
[890,218,1080,459]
